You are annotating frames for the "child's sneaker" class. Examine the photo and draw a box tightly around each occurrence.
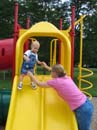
[18,82,23,90]
[31,82,37,89]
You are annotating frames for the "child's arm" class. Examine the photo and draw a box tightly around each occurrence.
[37,60,51,71]
[23,54,30,62]
[37,60,43,65]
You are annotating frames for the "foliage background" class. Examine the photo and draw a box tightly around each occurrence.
[0,0,97,66]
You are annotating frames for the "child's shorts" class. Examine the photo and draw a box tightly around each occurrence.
[21,67,34,74]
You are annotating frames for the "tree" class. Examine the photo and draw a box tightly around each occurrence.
[0,0,14,38]
[0,0,97,66]
[71,0,97,67]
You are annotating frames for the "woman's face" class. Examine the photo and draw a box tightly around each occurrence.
[51,71,58,78]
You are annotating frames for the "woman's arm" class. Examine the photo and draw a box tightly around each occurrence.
[32,75,49,87]
[28,71,49,87]
[42,62,51,71]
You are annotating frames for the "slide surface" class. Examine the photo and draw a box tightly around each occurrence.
[5,75,78,130]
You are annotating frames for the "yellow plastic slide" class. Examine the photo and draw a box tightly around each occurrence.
[5,21,78,130]
[5,75,78,130]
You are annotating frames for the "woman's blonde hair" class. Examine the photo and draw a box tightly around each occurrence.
[51,64,66,77]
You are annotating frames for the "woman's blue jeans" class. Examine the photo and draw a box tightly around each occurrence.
[74,98,94,130]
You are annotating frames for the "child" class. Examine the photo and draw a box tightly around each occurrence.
[18,40,47,90]
[28,64,94,130]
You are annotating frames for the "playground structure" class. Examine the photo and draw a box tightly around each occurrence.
[0,2,94,130]
[0,39,13,70]
[5,21,78,130]
[5,10,93,130]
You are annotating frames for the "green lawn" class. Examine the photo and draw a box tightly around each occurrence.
[0,68,97,96]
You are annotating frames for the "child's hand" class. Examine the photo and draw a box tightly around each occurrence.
[25,57,30,62]
[24,55,30,62]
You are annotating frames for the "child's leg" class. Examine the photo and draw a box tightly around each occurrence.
[18,74,25,90]
[27,70,37,89]
[19,74,25,82]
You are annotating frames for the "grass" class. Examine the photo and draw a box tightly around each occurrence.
[0,79,12,90]
[0,70,12,90]
[0,67,97,96]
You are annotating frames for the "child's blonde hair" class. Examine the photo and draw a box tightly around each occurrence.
[52,64,66,77]
[31,39,40,48]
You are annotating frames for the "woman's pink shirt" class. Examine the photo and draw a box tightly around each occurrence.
[47,75,87,110]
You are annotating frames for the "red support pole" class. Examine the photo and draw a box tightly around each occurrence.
[70,6,75,79]
[60,17,62,30]
[58,17,62,63]
[12,2,19,79]
[24,17,31,51]
[26,17,30,29]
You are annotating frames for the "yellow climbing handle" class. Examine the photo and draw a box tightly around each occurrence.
[77,15,93,99]
[50,39,58,67]
[78,66,93,99]
[67,15,86,32]
[81,67,93,78]
[78,67,93,89]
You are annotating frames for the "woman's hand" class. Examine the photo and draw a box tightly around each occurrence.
[41,62,51,71]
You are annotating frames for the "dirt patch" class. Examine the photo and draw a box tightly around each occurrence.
[91,97,97,130]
